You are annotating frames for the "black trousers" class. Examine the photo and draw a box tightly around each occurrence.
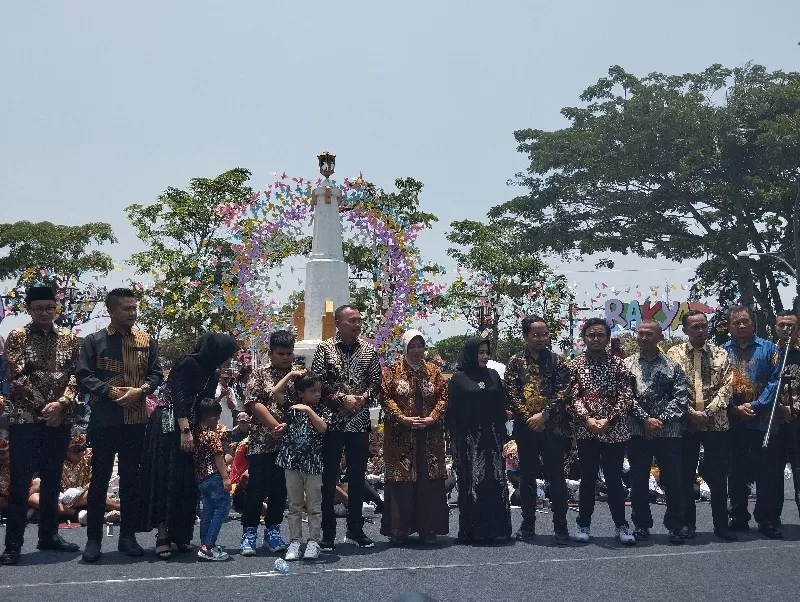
[515,420,568,531]
[728,427,784,526]
[774,421,800,518]
[682,430,729,530]
[4,423,71,551]
[87,424,145,541]
[322,430,369,537]
[628,436,684,531]
[241,453,286,529]
[576,439,628,528]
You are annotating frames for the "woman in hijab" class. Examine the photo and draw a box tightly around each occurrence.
[447,337,512,544]
[380,330,449,544]
[136,332,239,559]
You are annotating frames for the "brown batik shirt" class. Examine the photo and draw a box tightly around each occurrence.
[4,323,80,425]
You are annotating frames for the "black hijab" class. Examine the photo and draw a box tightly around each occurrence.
[192,332,240,372]
[460,336,491,375]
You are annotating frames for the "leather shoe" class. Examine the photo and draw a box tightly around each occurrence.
[37,534,80,552]
[118,535,144,557]
[82,539,103,563]
[680,526,697,540]
[714,528,738,541]
[0,549,21,565]
[758,523,783,540]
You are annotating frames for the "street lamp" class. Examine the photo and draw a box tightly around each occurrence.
[317,151,336,179]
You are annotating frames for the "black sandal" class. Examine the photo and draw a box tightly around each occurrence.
[155,537,172,560]
[175,542,193,553]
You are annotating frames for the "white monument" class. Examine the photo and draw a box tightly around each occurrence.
[293,152,351,366]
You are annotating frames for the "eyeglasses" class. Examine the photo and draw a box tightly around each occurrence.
[584,334,608,340]
[30,306,57,315]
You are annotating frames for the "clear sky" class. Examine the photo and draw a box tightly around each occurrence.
[1,1,799,339]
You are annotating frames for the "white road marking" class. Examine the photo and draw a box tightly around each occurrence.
[2,543,798,590]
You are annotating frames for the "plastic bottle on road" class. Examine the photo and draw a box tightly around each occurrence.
[274,558,290,574]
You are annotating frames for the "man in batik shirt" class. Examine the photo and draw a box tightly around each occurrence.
[313,304,381,551]
[1,286,81,565]
[504,315,571,545]
[723,305,782,538]
[239,329,296,556]
[624,319,688,544]
[77,288,162,562]
[667,310,735,541]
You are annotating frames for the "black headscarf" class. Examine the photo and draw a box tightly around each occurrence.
[192,332,240,372]
[460,336,491,374]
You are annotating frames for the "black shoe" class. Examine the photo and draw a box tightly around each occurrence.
[757,523,784,540]
[714,528,738,542]
[633,526,650,541]
[515,528,536,542]
[729,519,750,532]
[37,534,80,552]
[320,537,336,552]
[553,531,570,546]
[345,530,374,548]
[82,540,102,563]
[0,549,20,566]
[118,535,144,557]
[669,530,686,545]
[681,526,697,540]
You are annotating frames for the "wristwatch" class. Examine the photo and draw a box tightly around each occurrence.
[181,427,191,434]
[705,409,714,419]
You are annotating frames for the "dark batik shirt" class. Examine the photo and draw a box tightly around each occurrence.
[275,404,333,474]
[4,323,80,425]
[569,351,635,443]
[77,325,163,427]
[193,426,224,483]
[503,347,571,436]
[623,352,688,438]
[311,334,381,433]
[244,364,291,456]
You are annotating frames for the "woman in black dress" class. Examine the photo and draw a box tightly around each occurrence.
[447,337,512,543]
[136,332,239,559]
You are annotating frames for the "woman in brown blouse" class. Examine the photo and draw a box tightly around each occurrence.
[380,329,449,544]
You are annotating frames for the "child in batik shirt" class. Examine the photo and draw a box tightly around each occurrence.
[193,399,232,562]
[276,373,332,561]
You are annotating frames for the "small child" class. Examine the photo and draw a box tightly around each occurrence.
[194,398,232,561]
[275,372,332,561]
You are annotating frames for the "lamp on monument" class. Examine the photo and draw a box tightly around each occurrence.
[317,151,336,179]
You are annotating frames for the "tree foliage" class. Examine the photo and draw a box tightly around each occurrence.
[442,219,573,354]
[491,63,800,319]
[126,168,254,342]
[0,221,116,327]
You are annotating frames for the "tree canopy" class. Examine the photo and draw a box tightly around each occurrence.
[490,63,800,319]
[126,168,253,342]
[0,221,116,327]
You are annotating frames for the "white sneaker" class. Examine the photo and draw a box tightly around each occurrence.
[615,525,636,546]
[572,526,590,543]
[303,540,321,559]
[285,541,302,561]
[78,510,88,526]
[198,545,230,561]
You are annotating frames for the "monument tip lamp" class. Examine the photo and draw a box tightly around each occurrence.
[317,151,336,179]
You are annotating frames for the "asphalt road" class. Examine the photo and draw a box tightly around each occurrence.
[2,486,800,602]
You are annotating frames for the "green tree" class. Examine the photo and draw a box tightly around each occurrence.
[126,168,254,343]
[442,220,573,355]
[490,63,800,321]
[0,221,116,328]
[430,334,470,370]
